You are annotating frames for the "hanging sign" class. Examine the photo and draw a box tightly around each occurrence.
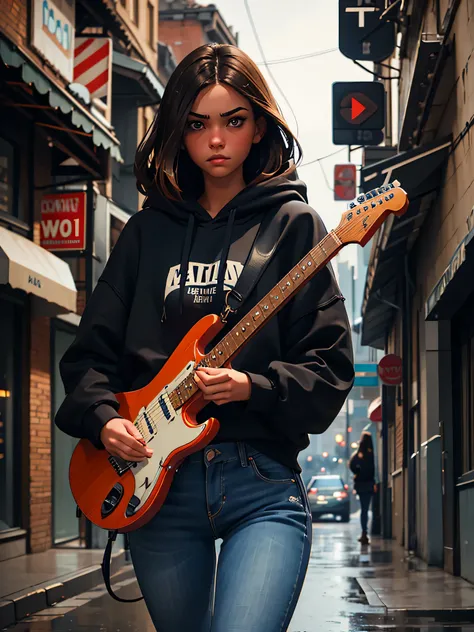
[378,354,402,386]
[40,191,87,252]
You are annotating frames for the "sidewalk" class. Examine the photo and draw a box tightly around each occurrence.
[355,537,474,616]
[0,546,125,629]
[290,515,474,631]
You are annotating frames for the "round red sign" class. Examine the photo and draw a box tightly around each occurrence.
[377,354,402,386]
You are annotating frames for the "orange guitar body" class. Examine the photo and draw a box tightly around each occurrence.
[69,314,224,533]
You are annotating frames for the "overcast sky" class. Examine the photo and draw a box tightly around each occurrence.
[197,0,371,263]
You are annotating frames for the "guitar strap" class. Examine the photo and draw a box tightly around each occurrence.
[100,207,281,603]
[219,207,280,323]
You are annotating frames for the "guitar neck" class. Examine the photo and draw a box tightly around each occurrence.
[204,229,344,368]
[166,181,409,410]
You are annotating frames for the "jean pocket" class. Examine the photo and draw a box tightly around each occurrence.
[248,453,296,484]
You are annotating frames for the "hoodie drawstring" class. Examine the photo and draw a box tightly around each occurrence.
[178,213,196,315]
[216,208,236,302]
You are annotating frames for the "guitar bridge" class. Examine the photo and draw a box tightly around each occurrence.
[108,455,133,476]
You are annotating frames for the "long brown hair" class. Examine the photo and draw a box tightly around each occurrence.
[134,43,302,201]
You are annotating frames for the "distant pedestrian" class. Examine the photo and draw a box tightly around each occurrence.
[350,431,376,545]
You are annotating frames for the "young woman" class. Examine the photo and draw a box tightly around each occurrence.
[56,43,354,632]
[350,431,377,545]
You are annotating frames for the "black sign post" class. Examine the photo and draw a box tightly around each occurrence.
[332,81,385,146]
[339,0,396,62]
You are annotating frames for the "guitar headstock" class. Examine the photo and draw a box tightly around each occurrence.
[335,181,409,247]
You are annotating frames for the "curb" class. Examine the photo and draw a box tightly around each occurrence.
[356,579,474,621]
[0,550,125,629]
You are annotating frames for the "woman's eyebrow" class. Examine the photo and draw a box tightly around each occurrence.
[188,107,249,119]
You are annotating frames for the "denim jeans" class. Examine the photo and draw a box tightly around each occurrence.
[128,441,312,632]
[359,491,373,533]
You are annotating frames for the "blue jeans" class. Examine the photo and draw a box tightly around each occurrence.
[128,441,312,632]
[359,491,373,533]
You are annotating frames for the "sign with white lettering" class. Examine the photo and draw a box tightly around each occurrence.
[31,0,75,82]
[40,191,86,251]
[339,0,396,62]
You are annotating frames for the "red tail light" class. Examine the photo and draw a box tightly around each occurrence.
[344,484,349,490]
[309,487,318,494]
[334,491,348,499]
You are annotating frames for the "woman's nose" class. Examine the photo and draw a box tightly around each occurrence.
[209,130,225,149]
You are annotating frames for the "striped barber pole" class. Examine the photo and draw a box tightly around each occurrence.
[74,37,112,100]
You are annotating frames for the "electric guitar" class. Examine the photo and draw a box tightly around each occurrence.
[69,181,409,532]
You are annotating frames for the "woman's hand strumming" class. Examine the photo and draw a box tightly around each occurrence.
[100,418,153,462]
[195,367,251,405]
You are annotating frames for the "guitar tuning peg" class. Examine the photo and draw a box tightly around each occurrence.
[393,180,400,187]
[357,195,365,203]
[349,202,356,209]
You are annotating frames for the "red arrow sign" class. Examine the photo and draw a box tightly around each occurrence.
[340,91,378,125]
[351,97,366,120]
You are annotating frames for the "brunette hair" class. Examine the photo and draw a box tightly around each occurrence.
[134,43,302,200]
[358,431,373,456]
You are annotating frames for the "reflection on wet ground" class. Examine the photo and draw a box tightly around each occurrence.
[4,520,474,631]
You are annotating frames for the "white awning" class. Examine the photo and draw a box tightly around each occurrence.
[0,226,77,315]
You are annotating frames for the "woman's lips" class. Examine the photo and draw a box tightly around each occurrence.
[208,157,230,164]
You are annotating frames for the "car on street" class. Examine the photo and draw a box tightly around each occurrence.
[306,474,350,522]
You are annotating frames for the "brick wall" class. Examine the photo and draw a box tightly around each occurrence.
[158,20,205,63]
[0,0,28,48]
[29,315,52,553]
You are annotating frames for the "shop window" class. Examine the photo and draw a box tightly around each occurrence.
[453,295,474,475]
[0,137,15,216]
[0,296,21,531]
[52,323,80,543]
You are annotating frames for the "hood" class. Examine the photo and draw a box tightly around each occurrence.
[142,174,309,226]
[142,174,309,318]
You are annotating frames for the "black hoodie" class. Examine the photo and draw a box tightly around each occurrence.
[55,176,354,470]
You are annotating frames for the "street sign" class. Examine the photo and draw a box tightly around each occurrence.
[339,0,396,62]
[354,363,378,387]
[40,191,87,252]
[332,81,385,145]
[378,354,402,386]
[334,164,356,201]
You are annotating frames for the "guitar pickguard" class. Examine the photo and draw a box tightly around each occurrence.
[127,361,205,514]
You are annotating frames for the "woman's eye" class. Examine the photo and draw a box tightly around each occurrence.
[228,117,246,127]
[187,120,204,131]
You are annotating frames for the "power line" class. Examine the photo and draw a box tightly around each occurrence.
[318,160,333,192]
[299,147,348,168]
[243,0,300,137]
[256,48,338,67]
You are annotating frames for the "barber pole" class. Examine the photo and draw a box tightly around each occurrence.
[74,37,112,100]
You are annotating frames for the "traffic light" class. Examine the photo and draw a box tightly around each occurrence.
[332,81,385,145]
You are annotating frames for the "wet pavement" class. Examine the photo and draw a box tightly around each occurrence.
[4,517,474,631]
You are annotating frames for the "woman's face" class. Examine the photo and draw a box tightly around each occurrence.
[183,83,266,179]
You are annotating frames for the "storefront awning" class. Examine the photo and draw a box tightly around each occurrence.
[0,227,77,315]
[425,224,474,320]
[0,36,123,163]
[368,396,382,422]
[360,136,452,348]
[112,51,164,106]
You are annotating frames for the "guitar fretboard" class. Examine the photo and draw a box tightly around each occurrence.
[167,229,343,410]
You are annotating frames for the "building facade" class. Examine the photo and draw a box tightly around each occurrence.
[159,0,237,61]
[360,0,474,580]
[0,0,163,561]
